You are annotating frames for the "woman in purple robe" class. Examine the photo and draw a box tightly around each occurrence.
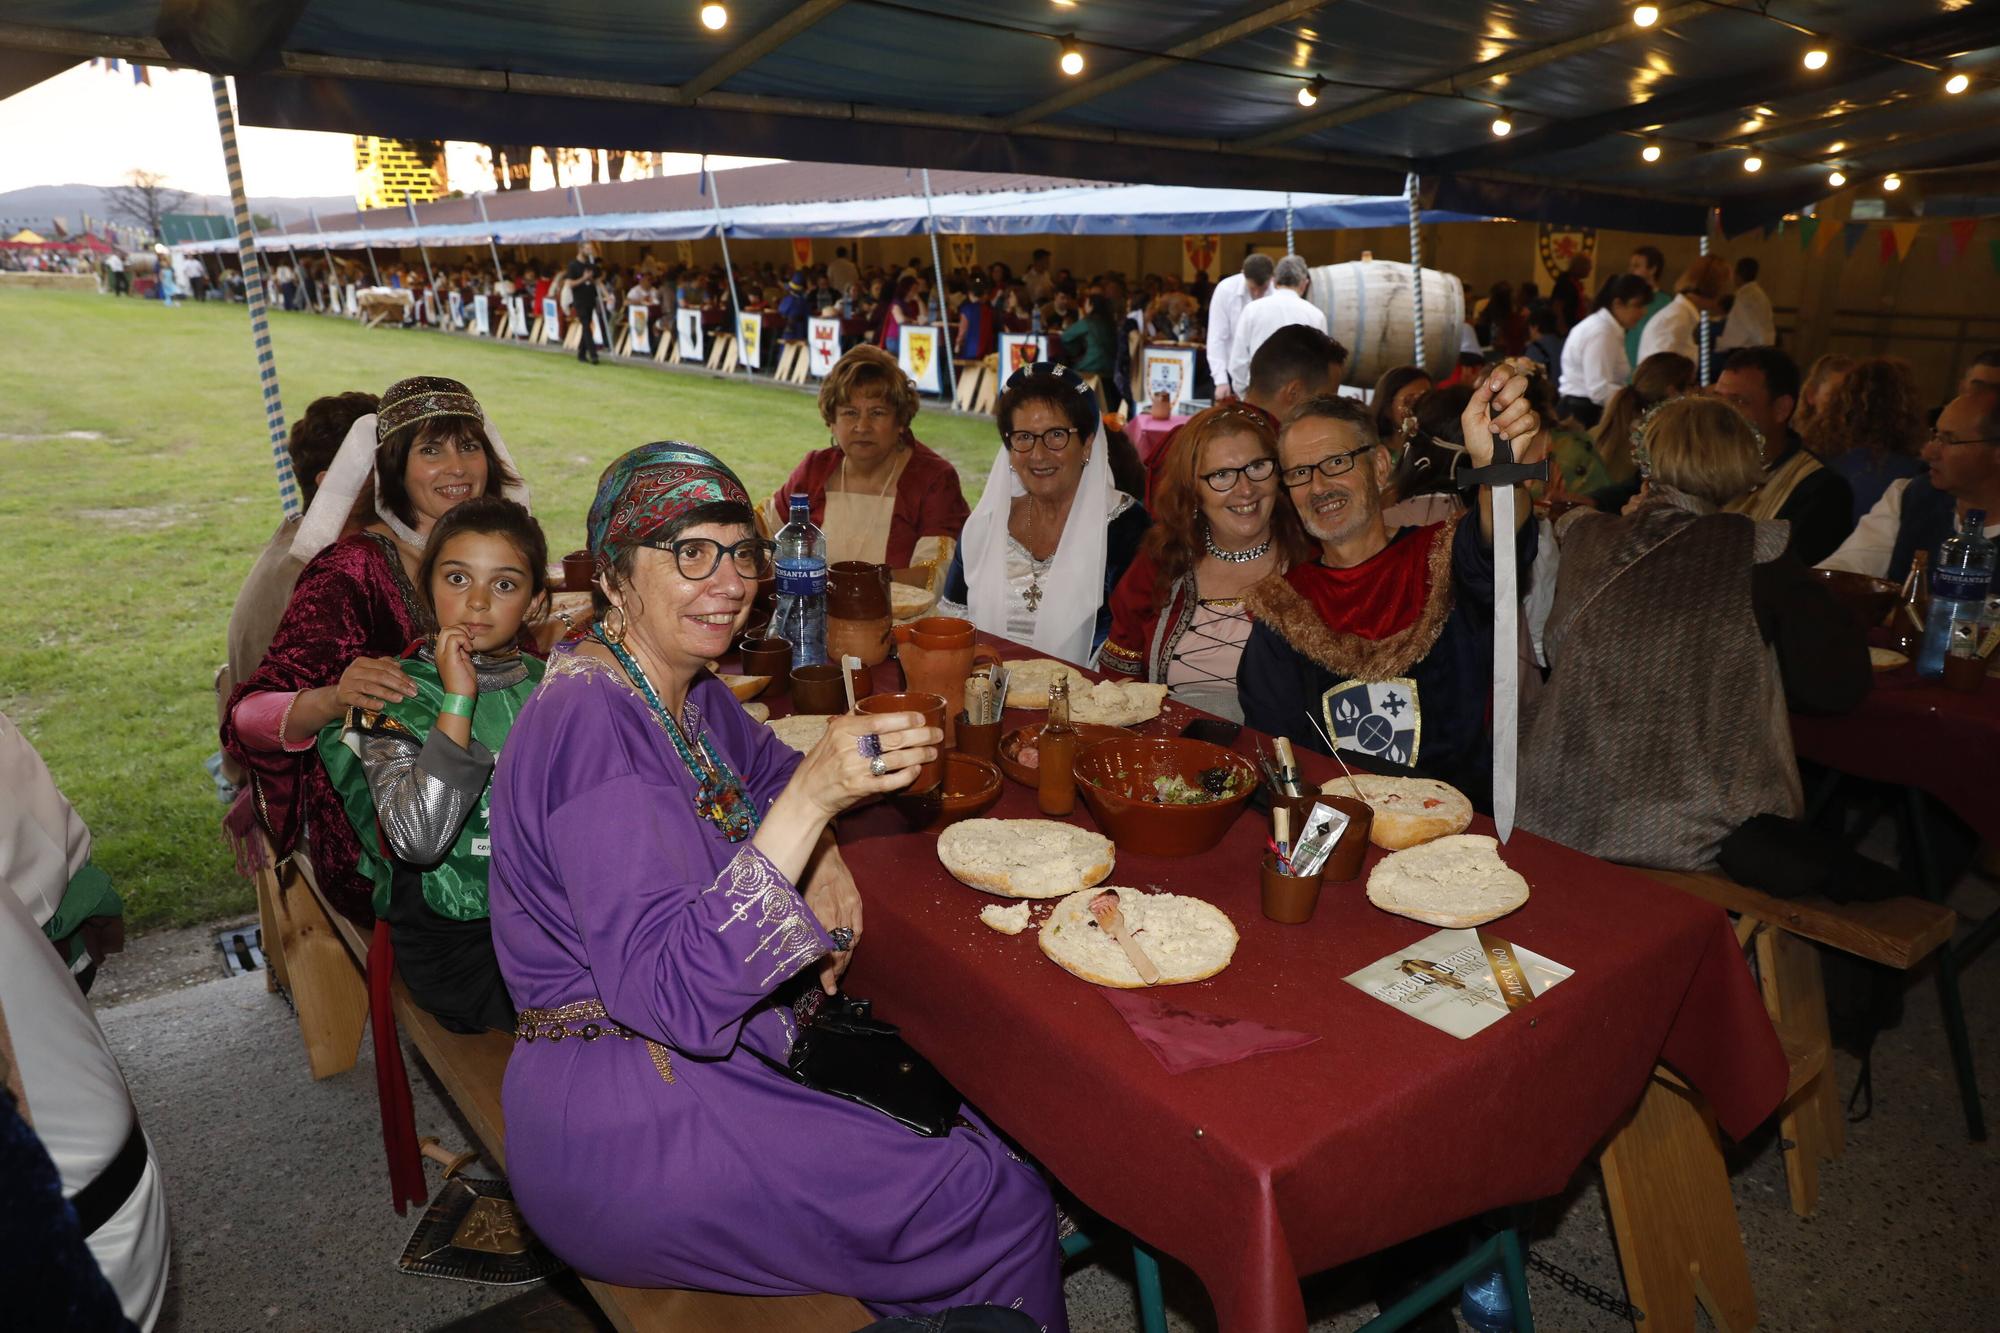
[489,444,1066,1328]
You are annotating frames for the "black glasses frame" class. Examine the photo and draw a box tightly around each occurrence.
[645,536,776,581]
[1281,444,1376,488]
[1199,456,1278,492]
[1004,426,1078,454]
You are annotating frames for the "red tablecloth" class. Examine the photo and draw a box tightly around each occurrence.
[804,643,1785,1333]
[1790,663,2000,844]
[1127,413,1188,467]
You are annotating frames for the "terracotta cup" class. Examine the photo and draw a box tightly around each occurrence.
[1260,852,1324,925]
[740,637,792,692]
[856,691,948,794]
[1313,793,1374,883]
[956,710,1002,762]
[789,664,847,715]
[1941,652,1988,694]
[562,549,595,593]
[902,614,975,650]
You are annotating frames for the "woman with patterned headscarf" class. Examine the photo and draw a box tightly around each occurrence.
[487,444,1064,1327]
[221,376,533,925]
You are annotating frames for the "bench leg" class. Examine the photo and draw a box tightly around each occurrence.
[1598,1069,1758,1333]
[1757,930,1841,1214]
[253,858,286,995]
[272,875,368,1079]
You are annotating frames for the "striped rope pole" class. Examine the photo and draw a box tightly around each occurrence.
[706,160,749,375]
[405,191,436,310]
[1697,224,1713,385]
[920,168,958,406]
[1284,192,1295,256]
[474,192,505,285]
[1406,172,1426,370]
[211,76,297,519]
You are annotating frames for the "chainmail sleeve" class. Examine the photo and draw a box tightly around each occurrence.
[357,723,494,866]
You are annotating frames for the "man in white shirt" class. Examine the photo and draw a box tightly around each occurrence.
[826,246,859,295]
[1228,255,1325,397]
[1022,249,1056,306]
[1205,253,1274,399]
[1716,256,1774,350]
[1556,272,1653,427]
[103,250,128,296]
[1820,387,2000,580]
[1638,255,1730,365]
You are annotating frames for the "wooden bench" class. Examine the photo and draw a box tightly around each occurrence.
[252,843,869,1333]
[1633,867,1956,1219]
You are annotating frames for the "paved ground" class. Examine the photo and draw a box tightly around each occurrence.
[102,869,1997,1333]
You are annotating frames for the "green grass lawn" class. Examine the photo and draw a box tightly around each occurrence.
[0,287,1000,932]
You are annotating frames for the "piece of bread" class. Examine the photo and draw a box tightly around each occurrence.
[1069,679,1168,726]
[937,818,1114,899]
[1321,773,1473,849]
[767,713,832,753]
[891,581,937,621]
[1005,658,1089,709]
[1366,833,1529,928]
[742,701,770,723]
[1038,885,1238,987]
[1868,647,1908,672]
[719,672,770,701]
[979,902,1032,935]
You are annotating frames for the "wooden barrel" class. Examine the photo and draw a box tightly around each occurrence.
[1306,260,1465,383]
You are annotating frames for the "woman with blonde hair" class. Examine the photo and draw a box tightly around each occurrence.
[1519,396,1867,870]
[1102,402,1314,719]
[1592,351,1696,492]
[1804,355,1925,525]
[1792,352,1856,443]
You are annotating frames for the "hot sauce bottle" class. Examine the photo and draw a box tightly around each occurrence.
[1037,675,1078,816]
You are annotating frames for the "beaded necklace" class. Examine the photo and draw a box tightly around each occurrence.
[595,629,759,842]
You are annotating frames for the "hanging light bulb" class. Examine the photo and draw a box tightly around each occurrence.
[1297,75,1325,108]
[1490,114,1513,137]
[1946,72,1971,95]
[1633,4,1660,26]
[1641,142,1663,163]
[1883,173,1902,191]
[1743,153,1764,173]
[1802,48,1829,71]
[1827,168,1847,187]
[699,2,728,30]
[1058,35,1085,77]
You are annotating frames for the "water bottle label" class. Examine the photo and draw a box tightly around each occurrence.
[775,563,825,596]
[1931,567,1991,602]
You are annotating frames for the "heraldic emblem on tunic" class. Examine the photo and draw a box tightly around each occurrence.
[1323,677,1421,767]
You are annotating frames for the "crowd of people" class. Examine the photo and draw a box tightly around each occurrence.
[12,223,1997,1330]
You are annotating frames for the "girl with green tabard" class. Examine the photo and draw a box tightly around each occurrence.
[319,497,549,1033]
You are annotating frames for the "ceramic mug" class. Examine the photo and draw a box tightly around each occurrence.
[856,691,947,793]
[893,622,999,747]
[826,561,892,619]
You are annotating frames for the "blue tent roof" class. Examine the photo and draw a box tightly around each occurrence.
[6,0,1996,234]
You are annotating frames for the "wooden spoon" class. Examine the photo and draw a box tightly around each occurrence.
[1090,890,1161,986]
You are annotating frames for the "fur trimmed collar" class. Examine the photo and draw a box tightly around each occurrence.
[1243,518,1459,682]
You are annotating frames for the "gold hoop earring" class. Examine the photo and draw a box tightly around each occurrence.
[601,605,627,646]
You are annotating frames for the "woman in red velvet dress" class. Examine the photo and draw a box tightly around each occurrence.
[222,377,533,924]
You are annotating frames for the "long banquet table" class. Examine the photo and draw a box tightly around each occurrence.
[787,639,1786,1333]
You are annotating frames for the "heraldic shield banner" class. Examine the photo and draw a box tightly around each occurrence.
[1323,677,1422,768]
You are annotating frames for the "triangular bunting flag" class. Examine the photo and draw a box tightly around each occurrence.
[1797,217,1820,252]
[1881,229,1899,264]
[1843,223,1867,256]
[1889,222,1921,261]
[1814,218,1841,256]
[1943,218,1978,266]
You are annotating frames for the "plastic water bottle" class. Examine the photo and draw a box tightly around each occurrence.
[1460,1265,1515,1332]
[1030,305,1043,337]
[771,494,828,667]
[841,295,853,319]
[1916,509,1994,678]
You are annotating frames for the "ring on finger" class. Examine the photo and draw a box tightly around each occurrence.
[868,754,889,777]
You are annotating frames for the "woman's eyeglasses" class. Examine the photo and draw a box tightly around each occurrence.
[1005,426,1077,453]
[650,537,775,581]
[1199,456,1278,491]
[1280,445,1375,488]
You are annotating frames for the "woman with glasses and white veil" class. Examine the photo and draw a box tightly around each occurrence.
[938,364,1151,666]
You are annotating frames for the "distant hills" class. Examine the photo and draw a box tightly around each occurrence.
[0,183,352,233]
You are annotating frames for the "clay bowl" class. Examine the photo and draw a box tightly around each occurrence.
[996,721,1127,789]
[889,753,1004,833]
[1810,567,1899,632]
[1073,736,1258,857]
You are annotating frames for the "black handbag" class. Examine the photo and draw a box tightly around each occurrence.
[751,992,961,1137]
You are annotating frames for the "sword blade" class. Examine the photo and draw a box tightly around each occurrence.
[1491,484,1519,843]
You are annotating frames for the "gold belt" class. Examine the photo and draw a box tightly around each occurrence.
[514,999,675,1084]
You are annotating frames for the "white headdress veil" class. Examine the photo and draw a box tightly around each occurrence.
[289,406,531,564]
[959,365,1118,667]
